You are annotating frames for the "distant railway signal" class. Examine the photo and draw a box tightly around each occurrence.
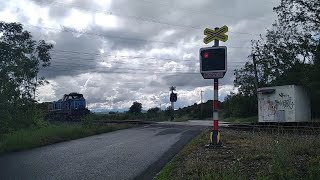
[170,93,177,102]
[169,86,177,121]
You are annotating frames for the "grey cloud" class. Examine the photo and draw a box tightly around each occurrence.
[39,27,105,78]
[48,6,70,20]
[2,0,280,111]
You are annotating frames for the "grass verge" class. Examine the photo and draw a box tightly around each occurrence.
[156,128,320,180]
[223,116,258,123]
[0,123,134,155]
[155,130,208,180]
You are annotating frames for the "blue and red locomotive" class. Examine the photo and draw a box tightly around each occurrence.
[47,92,90,121]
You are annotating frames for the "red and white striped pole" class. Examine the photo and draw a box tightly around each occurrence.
[210,78,222,146]
[210,27,222,147]
[213,78,219,131]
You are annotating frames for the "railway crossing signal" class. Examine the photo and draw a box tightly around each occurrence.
[203,25,228,44]
[201,25,229,148]
[200,46,227,79]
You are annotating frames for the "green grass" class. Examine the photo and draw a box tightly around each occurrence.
[83,113,170,122]
[174,115,191,122]
[155,128,320,180]
[156,130,207,180]
[223,116,258,123]
[0,123,134,154]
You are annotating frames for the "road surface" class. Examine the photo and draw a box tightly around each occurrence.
[0,124,204,180]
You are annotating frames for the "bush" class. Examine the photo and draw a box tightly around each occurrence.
[81,114,95,128]
[0,100,48,135]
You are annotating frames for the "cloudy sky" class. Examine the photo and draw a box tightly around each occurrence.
[0,0,280,111]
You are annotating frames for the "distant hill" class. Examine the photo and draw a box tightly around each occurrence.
[175,100,224,120]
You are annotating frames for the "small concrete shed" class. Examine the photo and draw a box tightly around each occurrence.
[257,85,311,123]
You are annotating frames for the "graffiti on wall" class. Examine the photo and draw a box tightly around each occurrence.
[259,97,277,120]
[259,91,295,121]
[275,93,294,109]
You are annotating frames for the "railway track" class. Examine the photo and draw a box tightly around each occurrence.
[49,119,156,125]
[225,123,320,135]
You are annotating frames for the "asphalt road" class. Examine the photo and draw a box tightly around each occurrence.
[0,124,204,180]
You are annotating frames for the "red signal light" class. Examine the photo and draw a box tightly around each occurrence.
[203,52,209,59]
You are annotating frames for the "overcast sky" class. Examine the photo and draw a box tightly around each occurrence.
[0,0,280,111]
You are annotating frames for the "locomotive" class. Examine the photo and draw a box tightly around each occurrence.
[47,92,90,121]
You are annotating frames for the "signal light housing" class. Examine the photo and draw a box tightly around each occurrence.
[199,46,227,73]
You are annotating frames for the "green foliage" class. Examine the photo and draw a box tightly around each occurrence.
[128,101,142,114]
[147,107,160,114]
[0,22,53,101]
[81,114,95,128]
[273,0,320,32]
[223,93,257,118]
[228,0,320,118]
[174,100,214,120]
[0,21,53,134]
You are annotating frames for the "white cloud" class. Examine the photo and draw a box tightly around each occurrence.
[94,13,119,29]
[63,9,92,30]
[36,81,57,102]
[0,9,17,22]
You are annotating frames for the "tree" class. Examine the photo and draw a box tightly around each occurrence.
[273,0,320,117]
[128,101,142,114]
[0,22,53,133]
[147,107,160,114]
[164,106,172,117]
[0,22,53,101]
[230,0,320,118]
[223,93,257,118]
[274,0,320,32]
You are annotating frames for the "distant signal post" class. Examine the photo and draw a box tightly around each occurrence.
[169,86,177,121]
[200,26,228,147]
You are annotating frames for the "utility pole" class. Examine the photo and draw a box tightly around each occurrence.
[252,54,259,94]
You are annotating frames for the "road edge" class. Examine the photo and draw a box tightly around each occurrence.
[133,125,205,180]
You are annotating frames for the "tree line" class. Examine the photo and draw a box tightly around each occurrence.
[1,0,318,135]
[224,0,320,119]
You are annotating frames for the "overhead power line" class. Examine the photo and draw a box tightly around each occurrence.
[139,0,279,10]
[43,0,264,36]
[47,57,244,69]
[42,68,240,76]
[49,49,249,62]
[26,24,254,47]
